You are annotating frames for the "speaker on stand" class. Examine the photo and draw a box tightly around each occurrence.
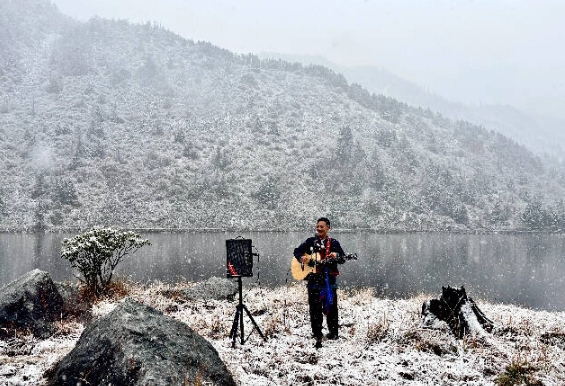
[225,238,266,347]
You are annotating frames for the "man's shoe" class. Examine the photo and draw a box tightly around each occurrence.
[325,332,338,340]
[314,337,323,348]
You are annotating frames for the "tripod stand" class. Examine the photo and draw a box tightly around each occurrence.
[229,276,266,348]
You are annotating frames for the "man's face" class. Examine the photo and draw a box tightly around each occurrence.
[316,221,330,239]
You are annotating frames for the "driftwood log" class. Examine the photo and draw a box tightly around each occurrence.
[421,286,493,338]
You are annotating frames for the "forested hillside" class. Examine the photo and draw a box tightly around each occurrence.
[1,0,564,232]
[261,52,565,163]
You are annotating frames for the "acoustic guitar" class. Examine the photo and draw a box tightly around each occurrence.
[291,253,358,280]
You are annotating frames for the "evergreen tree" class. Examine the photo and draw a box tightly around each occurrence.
[31,173,48,199]
[336,126,353,166]
[52,178,80,206]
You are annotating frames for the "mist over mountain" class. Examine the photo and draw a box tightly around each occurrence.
[261,53,565,163]
[1,0,565,232]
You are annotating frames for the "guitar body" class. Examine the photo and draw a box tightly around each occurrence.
[291,253,358,281]
[291,253,323,281]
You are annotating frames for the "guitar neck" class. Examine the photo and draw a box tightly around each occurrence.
[305,253,357,265]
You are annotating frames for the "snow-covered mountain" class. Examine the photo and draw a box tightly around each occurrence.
[260,53,565,162]
[1,0,565,232]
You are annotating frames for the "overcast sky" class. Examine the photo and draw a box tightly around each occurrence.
[50,0,565,120]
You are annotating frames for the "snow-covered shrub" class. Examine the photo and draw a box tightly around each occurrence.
[60,227,150,294]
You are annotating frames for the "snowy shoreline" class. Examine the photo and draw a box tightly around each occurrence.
[2,281,565,385]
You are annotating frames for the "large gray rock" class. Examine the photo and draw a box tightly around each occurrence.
[46,298,236,386]
[0,269,63,338]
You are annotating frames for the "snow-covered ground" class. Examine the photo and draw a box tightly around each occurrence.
[2,282,565,385]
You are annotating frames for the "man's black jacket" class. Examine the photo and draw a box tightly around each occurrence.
[293,236,345,280]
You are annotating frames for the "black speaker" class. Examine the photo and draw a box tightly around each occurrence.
[226,239,253,277]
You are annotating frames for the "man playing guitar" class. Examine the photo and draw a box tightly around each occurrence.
[293,217,345,348]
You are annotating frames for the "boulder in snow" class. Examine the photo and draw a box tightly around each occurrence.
[46,298,236,386]
[0,269,63,338]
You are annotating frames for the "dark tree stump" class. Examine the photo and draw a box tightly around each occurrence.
[420,286,493,339]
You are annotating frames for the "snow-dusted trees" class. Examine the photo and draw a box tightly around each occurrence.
[0,190,6,221]
[521,200,549,229]
[254,175,281,210]
[521,199,565,230]
[50,25,92,77]
[212,147,230,170]
[51,178,80,206]
[31,174,79,206]
[31,173,48,199]
[336,126,353,165]
[60,228,150,294]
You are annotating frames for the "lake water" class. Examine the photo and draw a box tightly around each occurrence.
[1,232,564,311]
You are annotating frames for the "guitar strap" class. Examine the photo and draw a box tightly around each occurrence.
[321,237,334,314]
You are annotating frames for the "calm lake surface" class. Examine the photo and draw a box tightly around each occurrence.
[1,232,564,311]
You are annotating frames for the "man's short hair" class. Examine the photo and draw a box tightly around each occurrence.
[317,217,331,227]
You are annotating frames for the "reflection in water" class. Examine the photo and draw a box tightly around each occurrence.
[33,233,44,271]
[1,232,564,311]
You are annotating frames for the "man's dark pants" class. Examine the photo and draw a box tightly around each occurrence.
[307,287,338,338]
